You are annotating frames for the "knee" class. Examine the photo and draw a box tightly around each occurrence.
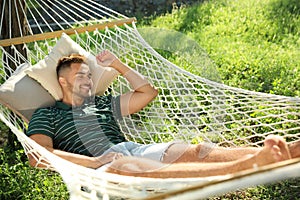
[196,143,215,160]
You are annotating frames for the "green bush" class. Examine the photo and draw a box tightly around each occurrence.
[1,0,299,199]
[148,0,300,97]
[0,146,68,200]
[142,1,300,197]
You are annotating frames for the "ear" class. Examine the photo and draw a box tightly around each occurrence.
[58,77,66,87]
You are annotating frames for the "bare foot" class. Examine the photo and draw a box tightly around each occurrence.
[288,140,300,158]
[256,135,291,166]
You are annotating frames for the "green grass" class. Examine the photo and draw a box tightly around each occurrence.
[0,141,68,199]
[139,0,300,198]
[1,0,300,199]
[144,0,300,96]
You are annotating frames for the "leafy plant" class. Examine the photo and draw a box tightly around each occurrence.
[1,0,299,199]
[0,146,68,200]
[147,0,300,97]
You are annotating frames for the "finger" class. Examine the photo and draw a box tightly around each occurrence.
[116,153,124,159]
[96,54,105,62]
[96,55,102,62]
[113,153,124,160]
[96,50,107,61]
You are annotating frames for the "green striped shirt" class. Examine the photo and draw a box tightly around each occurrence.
[26,95,126,157]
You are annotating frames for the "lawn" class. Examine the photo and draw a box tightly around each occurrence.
[1,0,299,199]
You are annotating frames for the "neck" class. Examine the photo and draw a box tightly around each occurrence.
[62,94,85,107]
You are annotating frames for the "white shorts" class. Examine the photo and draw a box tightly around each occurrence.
[96,141,174,171]
[103,141,174,161]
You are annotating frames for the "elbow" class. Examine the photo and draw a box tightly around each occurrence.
[28,154,38,168]
[148,86,158,102]
[27,153,47,169]
[152,87,159,99]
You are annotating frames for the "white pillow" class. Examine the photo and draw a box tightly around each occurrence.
[25,33,119,100]
[0,63,55,122]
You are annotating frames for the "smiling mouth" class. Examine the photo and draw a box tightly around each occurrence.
[80,85,92,91]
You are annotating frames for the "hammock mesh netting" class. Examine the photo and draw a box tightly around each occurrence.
[1,0,300,199]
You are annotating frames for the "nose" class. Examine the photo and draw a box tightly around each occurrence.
[86,77,93,87]
[83,77,93,86]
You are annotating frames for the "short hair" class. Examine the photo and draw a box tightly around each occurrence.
[56,54,87,78]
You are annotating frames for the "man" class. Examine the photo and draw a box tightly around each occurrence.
[27,50,298,178]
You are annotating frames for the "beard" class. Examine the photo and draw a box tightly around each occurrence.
[66,81,92,99]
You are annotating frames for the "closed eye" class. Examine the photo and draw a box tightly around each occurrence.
[76,72,92,79]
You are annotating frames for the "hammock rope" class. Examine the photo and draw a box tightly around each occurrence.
[1,0,300,199]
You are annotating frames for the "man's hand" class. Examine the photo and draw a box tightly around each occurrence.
[96,49,158,117]
[95,152,124,168]
[96,50,118,67]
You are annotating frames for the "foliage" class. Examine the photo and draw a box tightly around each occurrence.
[0,145,68,200]
[0,0,299,199]
[143,0,300,198]
[147,0,300,97]
[209,178,300,200]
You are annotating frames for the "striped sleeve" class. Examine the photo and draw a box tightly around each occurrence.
[111,95,122,120]
[26,108,55,139]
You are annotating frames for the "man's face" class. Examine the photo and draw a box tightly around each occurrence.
[65,63,93,98]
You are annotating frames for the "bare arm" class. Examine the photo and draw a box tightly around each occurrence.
[28,134,122,169]
[96,50,158,116]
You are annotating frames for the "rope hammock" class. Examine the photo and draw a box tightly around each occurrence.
[1,0,300,199]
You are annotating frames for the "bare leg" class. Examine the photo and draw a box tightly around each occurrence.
[163,136,300,163]
[106,135,291,178]
[163,142,260,163]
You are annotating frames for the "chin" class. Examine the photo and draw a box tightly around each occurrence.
[83,93,91,98]
[75,91,91,99]
[80,89,92,97]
